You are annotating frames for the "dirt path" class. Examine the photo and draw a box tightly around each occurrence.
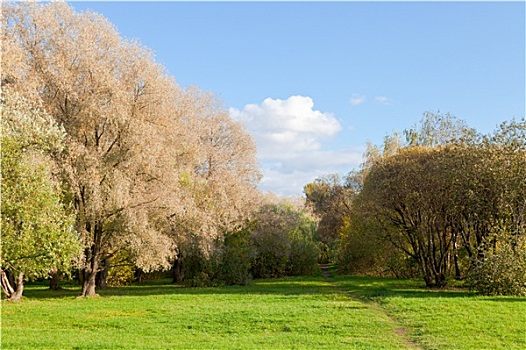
[319,263,332,279]
[319,264,422,350]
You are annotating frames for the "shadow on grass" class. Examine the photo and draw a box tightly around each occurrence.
[19,275,525,303]
[20,276,337,300]
[329,275,480,300]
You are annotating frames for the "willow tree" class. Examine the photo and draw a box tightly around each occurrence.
[2,2,185,296]
[1,92,80,301]
[3,2,261,295]
[167,89,261,283]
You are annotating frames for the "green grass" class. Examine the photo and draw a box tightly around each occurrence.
[332,276,526,350]
[1,275,524,349]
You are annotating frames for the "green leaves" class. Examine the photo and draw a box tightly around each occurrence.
[1,92,80,282]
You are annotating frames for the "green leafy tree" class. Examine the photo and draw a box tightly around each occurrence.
[1,92,80,301]
[251,198,319,278]
[218,225,254,286]
[404,111,477,147]
[304,174,356,262]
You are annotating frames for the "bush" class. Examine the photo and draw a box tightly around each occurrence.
[102,252,135,287]
[467,238,526,296]
[250,239,289,279]
[107,263,135,287]
[177,226,254,287]
[288,230,319,276]
[250,224,291,279]
[184,271,213,288]
[174,242,216,287]
[218,228,253,286]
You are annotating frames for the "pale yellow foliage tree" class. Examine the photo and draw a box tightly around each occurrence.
[2,1,261,295]
[167,89,261,280]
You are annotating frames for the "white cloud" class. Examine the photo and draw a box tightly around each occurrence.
[258,149,363,196]
[374,96,393,105]
[230,96,363,196]
[350,93,366,106]
[229,95,341,159]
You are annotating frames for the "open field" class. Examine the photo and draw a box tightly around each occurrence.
[1,274,524,349]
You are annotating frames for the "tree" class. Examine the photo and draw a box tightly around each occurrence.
[361,147,459,287]
[3,2,262,295]
[464,118,526,295]
[355,139,526,289]
[159,89,261,284]
[1,92,80,301]
[304,174,355,249]
[2,2,184,296]
[404,111,477,147]
[251,197,319,278]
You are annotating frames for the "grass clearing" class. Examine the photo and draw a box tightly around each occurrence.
[1,277,405,349]
[1,275,524,349]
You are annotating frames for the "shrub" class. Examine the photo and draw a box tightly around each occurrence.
[180,244,216,287]
[107,264,135,287]
[218,228,253,286]
[288,229,319,276]
[467,238,526,296]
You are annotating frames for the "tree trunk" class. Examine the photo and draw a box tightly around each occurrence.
[172,258,184,284]
[11,272,25,301]
[96,258,109,289]
[81,264,98,297]
[135,268,144,283]
[3,272,25,302]
[1,268,15,299]
[80,220,102,297]
[49,267,61,290]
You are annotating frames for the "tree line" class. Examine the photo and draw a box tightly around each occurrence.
[305,112,526,295]
[1,2,321,301]
[2,2,524,301]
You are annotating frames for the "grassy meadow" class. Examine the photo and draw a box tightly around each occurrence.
[1,272,524,349]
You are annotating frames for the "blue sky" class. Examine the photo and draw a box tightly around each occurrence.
[71,1,525,196]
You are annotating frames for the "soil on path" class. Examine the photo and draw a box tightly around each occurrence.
[319,263,332,279]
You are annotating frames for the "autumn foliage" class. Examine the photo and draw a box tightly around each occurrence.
[2,2,523,299]
[334,114,526,294]
[1,2,264,297]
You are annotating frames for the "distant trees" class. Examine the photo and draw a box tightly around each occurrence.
[174,195,320,287]
[304,174,358,262]
[250,197,319,278]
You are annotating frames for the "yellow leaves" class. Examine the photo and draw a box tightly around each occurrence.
[178,172,192,188]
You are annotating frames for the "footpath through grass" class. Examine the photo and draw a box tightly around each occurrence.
[1,273,525,349]
[332,276,525,350]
